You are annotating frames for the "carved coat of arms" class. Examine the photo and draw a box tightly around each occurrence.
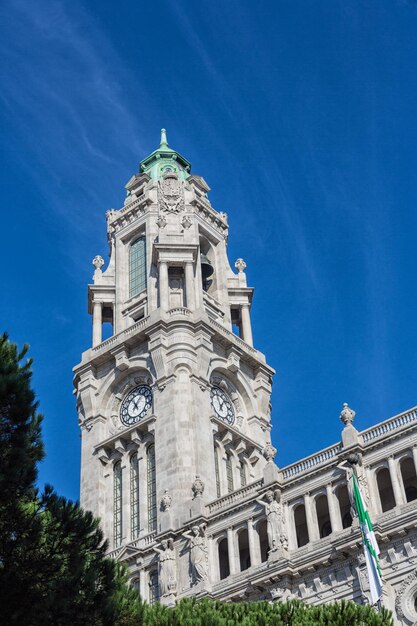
[158,173,184,213]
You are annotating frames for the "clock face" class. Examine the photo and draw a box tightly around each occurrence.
[120,385,152,426]
[210,387,235,425]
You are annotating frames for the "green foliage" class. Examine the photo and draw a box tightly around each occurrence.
[139,598,393,626]
[0,333,394,626]
[0,334,143,626]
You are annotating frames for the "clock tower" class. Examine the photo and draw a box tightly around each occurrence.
[74,130,275,602]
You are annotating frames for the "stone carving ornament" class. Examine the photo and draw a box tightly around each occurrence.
[191,475,205,499]
[339,402,356,426]
[161,489,172,511]
[92,255,105,270]
[158,173,184,213]
[156,215,167,229]
[181,215,192,229]
[235,258,247,273]
[263,442,277,463]
[182,523,209,584]
[395,569,417,623]
[154,539,177,597]
[256,489,287,555]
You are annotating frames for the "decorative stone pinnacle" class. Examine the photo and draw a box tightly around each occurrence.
[263,442,277,463]
[339,402,356,426]
[160,128,168,147]
[235,258,247,273]
[191,475,205,499]
[92,255,104,270]
[161,489,172,511]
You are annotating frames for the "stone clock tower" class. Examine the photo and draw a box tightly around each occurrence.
[74,132,417,620]
[74,130,275,602]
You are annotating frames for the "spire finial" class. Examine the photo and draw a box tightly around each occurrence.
[160,128,168,147]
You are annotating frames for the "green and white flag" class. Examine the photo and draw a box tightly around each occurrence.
[352,472,383,605]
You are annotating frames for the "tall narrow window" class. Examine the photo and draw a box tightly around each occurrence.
[129,237,146,298]
[147,444,157,532]
[226,453,234,493]
[149,570,159,604]
[130,453,140,540]
[239,461,247,487]
[113,461,122,547]
[214,446,221,498]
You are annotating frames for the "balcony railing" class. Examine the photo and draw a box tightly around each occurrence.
[362,407,417,443]
[207,479,263,515]
[92,316,150,353]
[281,443,342,480]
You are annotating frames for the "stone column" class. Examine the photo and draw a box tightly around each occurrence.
[326,484,342,533]
[413,447,417,477]
[159,261,169,311]
[247,518,258,568]
[185,261,195,311]
[208,535,217,583]
[139,568,147,601]
[92,301,102,347]
[217,444,228,496]
[388,456,405,506]
[304,494,319,542]
[366,466,381,515]
[240,304,253,347]
[227,527,237,575]
[286,505,298,550]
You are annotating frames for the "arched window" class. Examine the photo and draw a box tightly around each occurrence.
[225,453,234,493]
[400,457,417,502]
[239,461,247,488]
[130,453,140,540]
[316,494,332,538]
[129,237,146,298]
[238,529,251,571]
[294,504,309,547]
[149,570,159,604]
[336,484,353,529]
[131,578,140,593]
[147,444,157,532]
[377,467,396,512]
[218,538,230,579]
[214,446,221,498]
[256,519,269,562]
[113,461,122,547]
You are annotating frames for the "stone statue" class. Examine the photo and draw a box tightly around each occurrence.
[338,453,370,520]
[154,539,176,597]
[256,489,285,553]
[182,523,209,584]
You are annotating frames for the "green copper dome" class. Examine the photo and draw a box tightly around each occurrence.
[139,129,191,181]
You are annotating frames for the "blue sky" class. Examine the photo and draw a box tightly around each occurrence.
[1,0,417,502]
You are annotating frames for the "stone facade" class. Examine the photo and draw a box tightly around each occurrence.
[74,131,417,624]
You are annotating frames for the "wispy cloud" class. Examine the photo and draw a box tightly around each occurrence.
[0,0,146,231]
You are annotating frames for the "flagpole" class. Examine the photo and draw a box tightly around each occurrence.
[349,458,383,608]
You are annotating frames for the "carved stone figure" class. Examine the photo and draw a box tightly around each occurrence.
[154,539,176,597]
[161,489,172,511]
[338,454,370,518]
[256,490,285,553]
[263,442,277,463]
[182,523,209,584]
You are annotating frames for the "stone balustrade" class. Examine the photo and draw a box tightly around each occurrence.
[92,316,150,353]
